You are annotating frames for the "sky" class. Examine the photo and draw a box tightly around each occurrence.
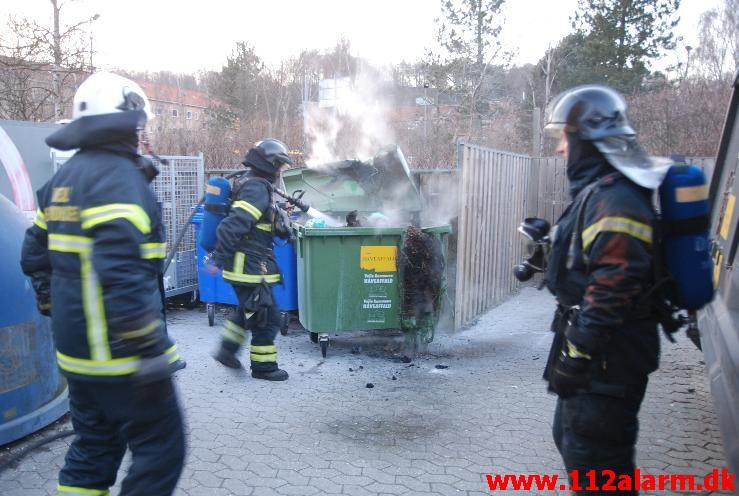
[0,0,723,75]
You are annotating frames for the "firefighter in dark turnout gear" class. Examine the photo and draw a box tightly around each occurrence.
[20,72,185,496]
[543,86,670,495]
[212,139,292,381]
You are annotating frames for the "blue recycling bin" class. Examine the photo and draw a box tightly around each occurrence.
[273,237,298,312]
[191,207,299,329]
[0,196,68,445]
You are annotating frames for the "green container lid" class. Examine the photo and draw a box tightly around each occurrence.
[282,145,422,215]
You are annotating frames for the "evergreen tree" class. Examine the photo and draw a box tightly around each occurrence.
[572,0,681,93]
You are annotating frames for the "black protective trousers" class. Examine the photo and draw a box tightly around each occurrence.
[552,380,648,495]
[221,284,280,372]
[58,378,185,496]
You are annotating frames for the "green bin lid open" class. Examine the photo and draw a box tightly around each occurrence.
[282,145,422,215]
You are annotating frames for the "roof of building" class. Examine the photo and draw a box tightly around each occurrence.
[137,81,211,109]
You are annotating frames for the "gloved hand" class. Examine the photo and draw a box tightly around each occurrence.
[550,340,592,398]
[203,251,219,275]
[29,273,51,316]
[275,206,293,241]
[36,293,51,316]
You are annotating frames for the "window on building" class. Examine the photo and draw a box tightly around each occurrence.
[172,109,179,118]
[186,111,193,120]
[155,107,163,116]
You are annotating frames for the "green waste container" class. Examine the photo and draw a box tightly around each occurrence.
[288,146,451,358]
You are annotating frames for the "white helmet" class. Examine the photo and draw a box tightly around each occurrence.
[72,72,154,121]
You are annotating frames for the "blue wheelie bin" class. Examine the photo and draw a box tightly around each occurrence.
[191,207,299,329]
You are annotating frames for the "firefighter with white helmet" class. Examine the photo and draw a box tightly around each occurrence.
[21,72,185,495]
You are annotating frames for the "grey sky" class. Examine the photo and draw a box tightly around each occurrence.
[0,0,721,74]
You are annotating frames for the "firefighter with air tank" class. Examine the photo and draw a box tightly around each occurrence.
[211,139,293,381]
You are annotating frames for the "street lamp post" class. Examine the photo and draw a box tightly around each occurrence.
[423,82,429,151]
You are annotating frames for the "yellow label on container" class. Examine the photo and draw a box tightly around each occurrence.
[720,194,735,240]
[675,185,708,203]
[360,246,397,273]
[206,184,222,196]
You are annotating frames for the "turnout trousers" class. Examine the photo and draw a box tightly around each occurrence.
[57,378,185,496]
[220,284,280,372]
[552,379,648,495]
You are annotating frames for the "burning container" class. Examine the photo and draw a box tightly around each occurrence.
[286,146,451,357]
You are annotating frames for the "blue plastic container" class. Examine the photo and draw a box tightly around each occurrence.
[0,195,68,445]
[192,209,238,306]
[191,207,299,311]
[273,237,298,311]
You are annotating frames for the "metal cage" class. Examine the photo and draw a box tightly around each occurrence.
[52,152,204,298]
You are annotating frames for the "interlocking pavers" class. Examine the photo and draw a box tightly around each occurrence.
[0,288,731,495]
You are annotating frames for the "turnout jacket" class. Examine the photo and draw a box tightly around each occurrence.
[20,111,177,382]
[214,171,281,285]
[546,158,660,382]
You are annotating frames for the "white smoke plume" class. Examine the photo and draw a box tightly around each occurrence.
[305,69,395,167]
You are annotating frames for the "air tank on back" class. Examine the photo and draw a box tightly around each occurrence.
[0,194,68,445]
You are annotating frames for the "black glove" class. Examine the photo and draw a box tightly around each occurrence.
[29,272,51,316]
[36,293,51,316]
[550,340,592,398]
[275,206,293,241]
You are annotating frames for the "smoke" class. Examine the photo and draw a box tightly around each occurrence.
[305,69,395,167]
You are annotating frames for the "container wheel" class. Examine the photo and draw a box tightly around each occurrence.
[207,303,215,327]
[309,332,319,343]
[319,335,329,358]
[280,312,289,336]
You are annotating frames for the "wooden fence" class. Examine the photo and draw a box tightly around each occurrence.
[453,144,536,329]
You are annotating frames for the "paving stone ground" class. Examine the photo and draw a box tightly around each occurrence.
[0,288,732,495]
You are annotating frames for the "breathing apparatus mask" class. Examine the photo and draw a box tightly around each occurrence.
[513,217,551,282]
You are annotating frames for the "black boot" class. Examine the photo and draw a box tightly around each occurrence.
[213,341,242,369]
[251,368,289,381]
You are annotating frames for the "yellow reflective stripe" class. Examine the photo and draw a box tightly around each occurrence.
[256,223,273,232]
[34,208,47,230]
[581,216,653,250]
[56,351,139,376]
[140,242,167,259]
[251,354,277,363]
[222,271,281,284]
[233,252,245,274]
[56,485,110,495]
[117,319,161,340]
[566,341,592,360]
[80,252,110,361]
[233,200,262,220]
[48,234,92,253]
[251,345,277,354]
[222,321,246,344]
[250,353,277,363]
[250,344,277,363]
[164,344,180,364]
[56,345,179,376]
[80,203,151,234]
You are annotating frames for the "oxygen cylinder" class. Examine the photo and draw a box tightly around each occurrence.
[199,176,231,251]
[658,165,714,310]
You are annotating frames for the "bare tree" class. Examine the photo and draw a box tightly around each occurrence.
[695,0,738,82]
[0,1,98,121]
